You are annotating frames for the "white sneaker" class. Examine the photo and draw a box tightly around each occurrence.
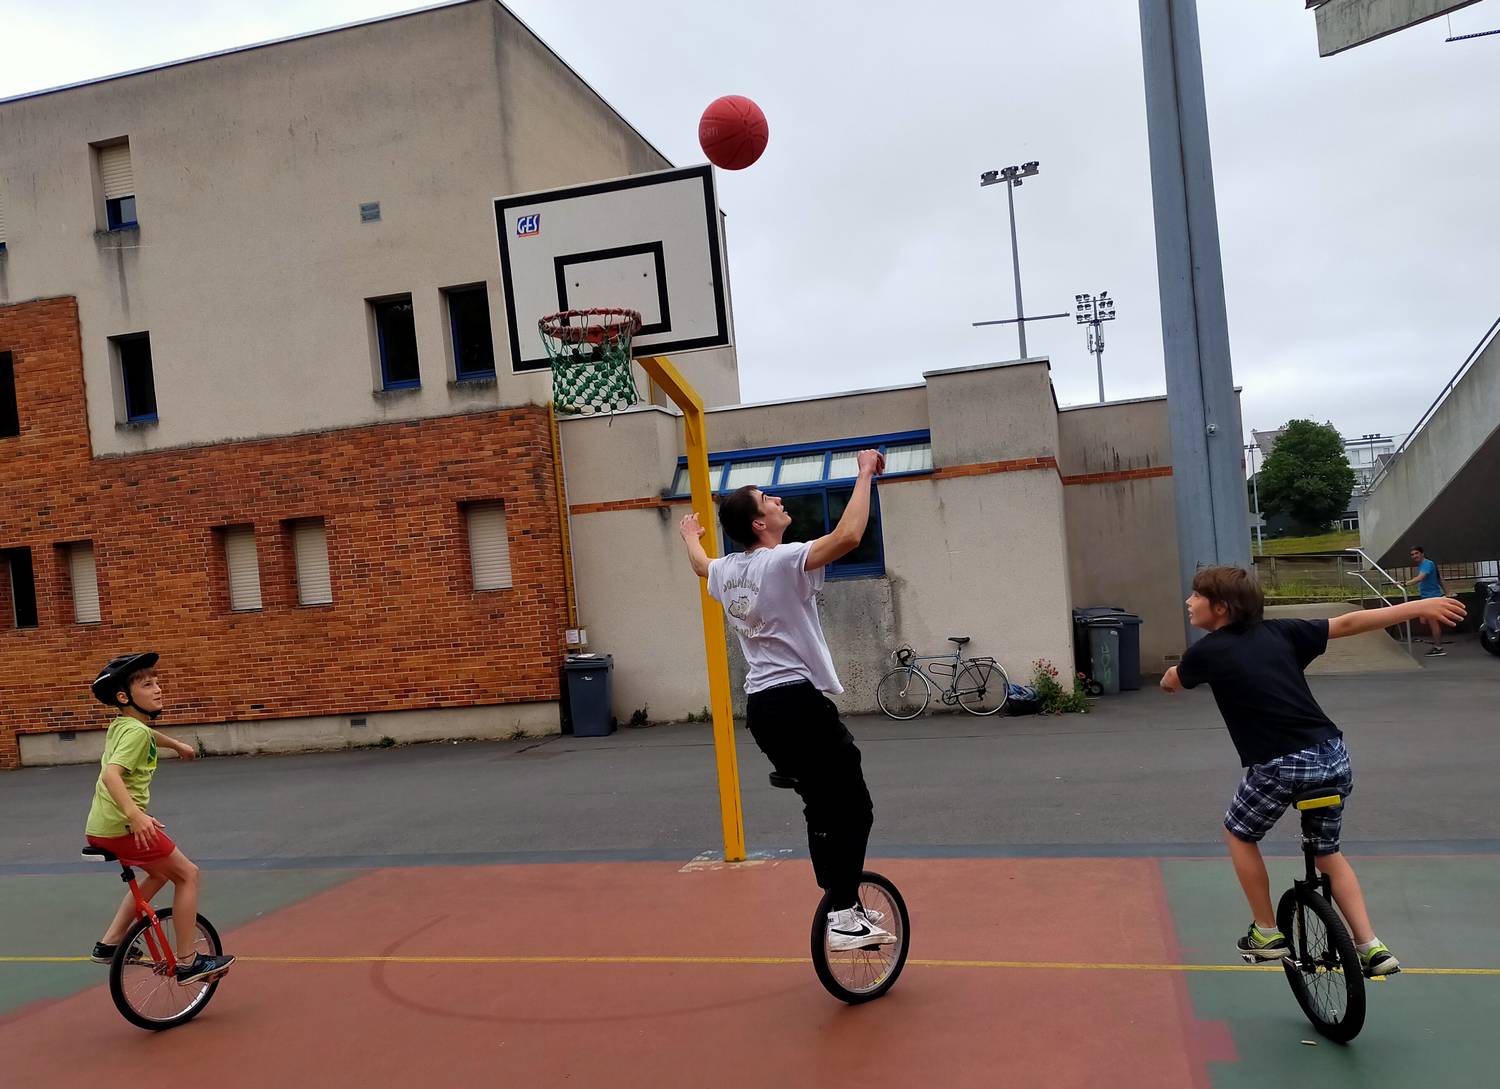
[857,904,886,926]
[826,906,897,951]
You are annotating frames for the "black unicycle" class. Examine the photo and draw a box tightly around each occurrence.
[1256,788,1391,1043]
[768,772,910,1003]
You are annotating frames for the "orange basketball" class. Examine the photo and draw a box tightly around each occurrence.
[698,95,769,171]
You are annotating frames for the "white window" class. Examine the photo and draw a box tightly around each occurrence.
[776,453,825,485]
[723,459,775,490]
[223,526,262,611]
[466,502,512,591]
[827,450,861,479]
[98,141,137,229]
[884,442,933,473]
[67,541,101,623]
[291,519,333,606]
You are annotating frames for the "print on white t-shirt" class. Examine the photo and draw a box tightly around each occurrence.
[707,541,843,696]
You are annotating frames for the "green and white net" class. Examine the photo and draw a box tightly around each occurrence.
[539,308,643,417]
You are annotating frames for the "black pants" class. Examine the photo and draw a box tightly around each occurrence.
[746,681,874,910]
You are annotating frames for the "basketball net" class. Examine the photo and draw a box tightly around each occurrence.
[539,308,643,417]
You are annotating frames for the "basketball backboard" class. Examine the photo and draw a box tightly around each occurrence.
[494,164,731,373]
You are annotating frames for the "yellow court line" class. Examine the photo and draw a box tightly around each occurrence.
[4,954,1498,976]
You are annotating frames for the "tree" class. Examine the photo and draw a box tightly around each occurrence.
[1257,420,1355,530]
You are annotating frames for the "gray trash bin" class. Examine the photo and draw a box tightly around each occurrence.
[1087,622,1122,695]
[560,655,614,737]
[1073,607,1142,691]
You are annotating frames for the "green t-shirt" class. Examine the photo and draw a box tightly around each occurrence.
[85,717,158,837]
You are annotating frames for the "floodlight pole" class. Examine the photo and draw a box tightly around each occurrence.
[980,162,1041,358]
[638,354,746,863]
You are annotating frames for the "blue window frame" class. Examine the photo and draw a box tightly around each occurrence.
[106,195,138,231]
[373,296,420,389]
[114,334,158,422]
[446,286,495,380]
[670,430,931,580]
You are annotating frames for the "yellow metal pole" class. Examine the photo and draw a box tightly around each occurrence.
[638,355,745,862]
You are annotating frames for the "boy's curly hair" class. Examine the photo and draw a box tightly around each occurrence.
[1192,565,1264,627]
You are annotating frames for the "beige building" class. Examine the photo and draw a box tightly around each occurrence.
[1,2,1190,765]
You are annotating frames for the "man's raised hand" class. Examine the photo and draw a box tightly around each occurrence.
[680,512,706,543]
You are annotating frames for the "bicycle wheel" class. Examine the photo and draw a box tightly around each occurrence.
[1276,886,1365,1043]
[811,872,910,1004]
[876,667,930,720]
[110,907,225,1031]
[956,660,1009,716]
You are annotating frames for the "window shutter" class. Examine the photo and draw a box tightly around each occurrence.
[293,519,333,605]
[0,190,7,244]
[69,542,101,623]
[467,503,512,590]
[99,144,135,200]
[224,526,262,611]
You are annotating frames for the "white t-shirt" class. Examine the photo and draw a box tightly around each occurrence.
[706,542,843,695]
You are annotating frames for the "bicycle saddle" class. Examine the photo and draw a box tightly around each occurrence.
[768,772,799,789]
[947,636,970,646]
[81,845,119,862]
[1292,788,1343,811]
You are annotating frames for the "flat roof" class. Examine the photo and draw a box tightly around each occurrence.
[0,0,671,165]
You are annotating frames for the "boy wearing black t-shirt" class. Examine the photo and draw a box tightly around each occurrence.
[1160,565,1464,976]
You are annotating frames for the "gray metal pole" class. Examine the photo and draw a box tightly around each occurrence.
[1093,327,1106,403]
[1139,0,1251,641]
[1006,181,1027,358]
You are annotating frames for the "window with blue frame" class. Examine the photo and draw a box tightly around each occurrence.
[372,296,420,389]
[113,334,158,422]
[445,286,495,380]
[669,432,933,580]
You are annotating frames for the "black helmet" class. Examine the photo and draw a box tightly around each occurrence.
[91,652,160,710]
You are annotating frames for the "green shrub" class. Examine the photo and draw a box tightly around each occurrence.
[1030,658,1089,714]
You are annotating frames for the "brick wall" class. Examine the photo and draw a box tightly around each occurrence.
[0,297,567,768]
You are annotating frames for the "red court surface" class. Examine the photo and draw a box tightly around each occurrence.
[2,858,1231,1088]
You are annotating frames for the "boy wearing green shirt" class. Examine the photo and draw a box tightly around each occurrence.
[85,653,234,984]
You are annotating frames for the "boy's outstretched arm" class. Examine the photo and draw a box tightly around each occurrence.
[678,512,711,579]
[1328,596,1466,640]
[1159,665,1182,693]
[151,728,196,760]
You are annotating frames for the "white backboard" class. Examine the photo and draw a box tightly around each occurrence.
[495,165,731,373]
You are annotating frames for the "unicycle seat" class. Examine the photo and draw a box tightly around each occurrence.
[81,845,119,863]
[1292,788,1343,812]
[768,772,799,790]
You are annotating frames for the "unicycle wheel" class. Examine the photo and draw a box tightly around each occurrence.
[110,908,225,1031]
[1276,887,1366,1043]
[811,871,910,1004]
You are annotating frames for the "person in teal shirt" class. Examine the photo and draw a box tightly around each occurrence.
[1405,546,1448,656]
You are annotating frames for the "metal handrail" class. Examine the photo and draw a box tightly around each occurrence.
[1345,547,1412,655]
[1367,312,1500,493]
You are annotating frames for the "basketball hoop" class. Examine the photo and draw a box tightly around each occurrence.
[539,307,643,416]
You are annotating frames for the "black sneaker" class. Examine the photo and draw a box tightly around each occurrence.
[90,942,117,964]
[1425,646,1447,657]
[175,953,235,984]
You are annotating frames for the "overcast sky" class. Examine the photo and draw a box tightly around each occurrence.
[4,0,1497,445]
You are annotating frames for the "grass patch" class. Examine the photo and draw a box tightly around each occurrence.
[1253,529,1360,556]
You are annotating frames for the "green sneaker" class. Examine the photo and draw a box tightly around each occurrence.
[1360,942,1400,976]
[1236,924,1290,961]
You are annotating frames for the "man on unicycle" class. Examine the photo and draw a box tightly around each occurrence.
[679,448,895,952]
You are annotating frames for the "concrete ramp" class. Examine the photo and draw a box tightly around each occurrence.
[1266,603,1420,674]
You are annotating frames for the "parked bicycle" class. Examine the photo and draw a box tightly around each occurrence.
[876,637,1009,719]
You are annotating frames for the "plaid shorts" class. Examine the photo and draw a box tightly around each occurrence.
[1224,737,1353,855]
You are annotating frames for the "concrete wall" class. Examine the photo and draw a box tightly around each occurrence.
[19,701,561,767]
[0,1,738,454]
[1057,396,1185,673]
[560,361,1077,721]
[1362,323,1500,566]
[1313,0,1482,56]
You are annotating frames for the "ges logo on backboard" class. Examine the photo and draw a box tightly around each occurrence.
[516,214,541,238]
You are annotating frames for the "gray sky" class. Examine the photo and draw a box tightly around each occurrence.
[4,0,1497,446]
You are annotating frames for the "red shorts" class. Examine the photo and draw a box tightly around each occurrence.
[86,828,179,867]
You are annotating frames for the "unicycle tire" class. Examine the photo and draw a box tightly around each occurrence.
[811,871,910,1004]
[1276,886,1365,1043]
[110,907,225,1031]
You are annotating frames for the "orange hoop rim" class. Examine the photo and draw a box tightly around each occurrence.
[539,307,643,347]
